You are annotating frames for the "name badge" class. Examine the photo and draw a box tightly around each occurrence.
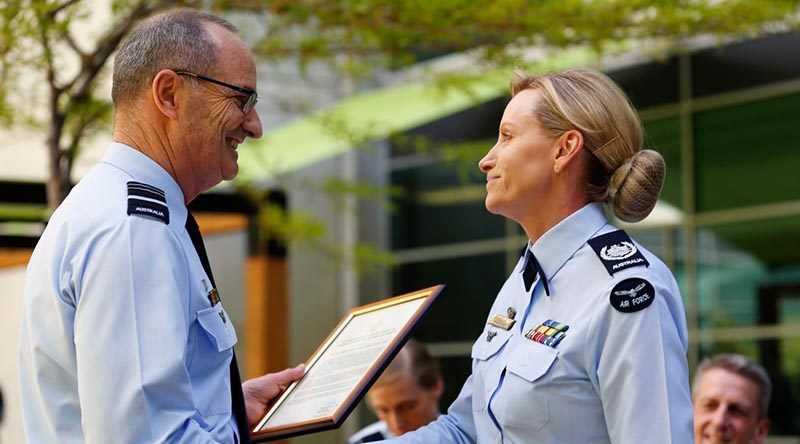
[488,314,516,330]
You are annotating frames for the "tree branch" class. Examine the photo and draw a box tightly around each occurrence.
[60,29,87,60]
[64,0,178,108]
[48,0,82,20]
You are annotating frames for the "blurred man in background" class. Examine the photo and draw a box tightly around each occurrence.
[349,340,443,443]
[693,353,772,444]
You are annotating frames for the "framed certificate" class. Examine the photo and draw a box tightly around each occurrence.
[251,285,445,442]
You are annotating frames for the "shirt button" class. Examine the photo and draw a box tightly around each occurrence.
[521,357,529,366]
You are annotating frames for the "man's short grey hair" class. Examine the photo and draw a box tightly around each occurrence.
[112,8,237,107]
[693,353,772,419]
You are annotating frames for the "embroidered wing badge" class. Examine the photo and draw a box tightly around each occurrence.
[609,277,656,313]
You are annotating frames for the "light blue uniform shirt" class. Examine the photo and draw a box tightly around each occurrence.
[385,202,693,444]
[18,143,240,443]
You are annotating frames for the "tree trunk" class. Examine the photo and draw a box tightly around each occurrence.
[46,95,69,211]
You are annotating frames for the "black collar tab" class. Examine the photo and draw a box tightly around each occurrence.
[522,248,550,296]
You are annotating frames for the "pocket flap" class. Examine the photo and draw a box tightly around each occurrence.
[506,343,558,382]
[197,305,238,352]
[471,329,513,361]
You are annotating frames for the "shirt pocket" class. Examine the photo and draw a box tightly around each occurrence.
[197,304,238,351]
[498,343,558,431]
[470,329,512,412]
[190,304,237,416]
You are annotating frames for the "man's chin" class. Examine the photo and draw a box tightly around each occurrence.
[222,165,239,182]
[699,435,733,444]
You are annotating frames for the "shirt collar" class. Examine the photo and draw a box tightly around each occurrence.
[102,142,187,229]
[527,202,609,293]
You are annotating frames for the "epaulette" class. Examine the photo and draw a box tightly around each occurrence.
[126,181,169,224]
[589,230,655,313]
[587,229,649,276]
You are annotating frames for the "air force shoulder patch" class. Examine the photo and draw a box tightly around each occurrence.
[126,181,169,224]
[587,230,649,276]
[610,277,655,313]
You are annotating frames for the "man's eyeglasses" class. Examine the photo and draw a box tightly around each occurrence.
[175,71,258,114]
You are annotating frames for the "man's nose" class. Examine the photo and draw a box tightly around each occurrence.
[709,406,731,429]
[386,411,406,429]
[242,108,263,139]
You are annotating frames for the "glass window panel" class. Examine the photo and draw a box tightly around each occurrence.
[391,162,504,249]
[392,161,484,190]
[393,253,505,342]
[626,227,688,307]
[694,93,800,212]
[698,338,800,436]
[437,355,472,411]
[643,117,682,209]
[392,201,505,250]
[696,216,800,329]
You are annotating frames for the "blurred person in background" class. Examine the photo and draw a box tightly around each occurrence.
[349,340,443,443]
[693,353,772,444]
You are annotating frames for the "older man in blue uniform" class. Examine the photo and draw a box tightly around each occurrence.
[18,9,302,443]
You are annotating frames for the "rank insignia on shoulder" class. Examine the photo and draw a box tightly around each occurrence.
[524,319,568,348]
[488,314,516,330]
[587,230,649,276]
[610,277,655,313]
[126,181,169,224]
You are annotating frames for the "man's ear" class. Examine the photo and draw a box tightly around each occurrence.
[755,418,771,444]
[151,70,182,120]
[553,129,584,174]
[431,379,444,400]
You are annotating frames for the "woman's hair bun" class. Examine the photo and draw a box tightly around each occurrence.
[608,149,666,223]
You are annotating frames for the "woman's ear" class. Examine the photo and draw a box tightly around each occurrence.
[151,70,182,121]
[553,129,584,173]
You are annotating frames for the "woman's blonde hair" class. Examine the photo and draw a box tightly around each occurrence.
[511,68,665,223]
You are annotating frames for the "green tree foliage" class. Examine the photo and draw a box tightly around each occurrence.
[249,0,799,68]
[0,0,798,269]
[2,0,798,208]
[0,0,194,208]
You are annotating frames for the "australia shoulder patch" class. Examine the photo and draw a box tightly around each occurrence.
[610,277,655,313]
[126,181,169,224]
[587,229,649,276]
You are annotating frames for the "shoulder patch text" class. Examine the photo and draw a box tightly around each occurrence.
[126,181,169,224]
[588,230,649,276]
[610,277,655,313]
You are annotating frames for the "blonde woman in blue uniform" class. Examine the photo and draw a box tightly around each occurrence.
[383,69,693,443]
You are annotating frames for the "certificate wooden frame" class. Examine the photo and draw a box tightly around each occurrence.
[250,284,446,442]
